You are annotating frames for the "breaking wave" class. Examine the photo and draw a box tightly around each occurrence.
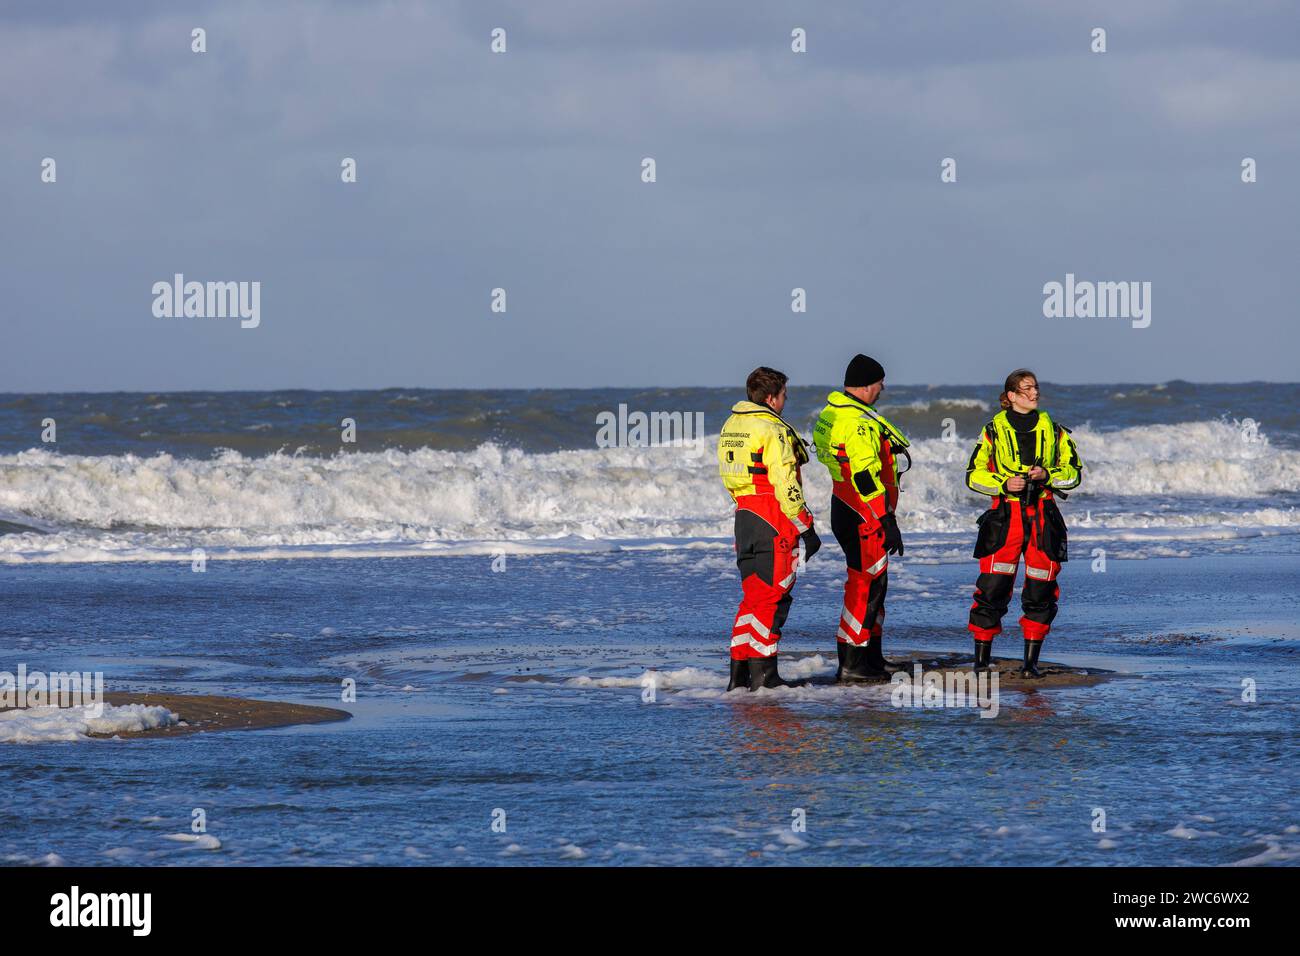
[0,420,1296,563]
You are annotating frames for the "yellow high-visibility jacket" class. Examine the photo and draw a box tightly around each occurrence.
[717,401,813,531]
[812,391,911,519]
[965,410,1082,497]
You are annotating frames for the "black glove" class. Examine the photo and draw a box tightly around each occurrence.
[879,513,904,556]
[800,527,822,561]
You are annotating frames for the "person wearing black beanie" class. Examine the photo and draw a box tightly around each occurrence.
[811,356,913,680]
[843,353,885,389]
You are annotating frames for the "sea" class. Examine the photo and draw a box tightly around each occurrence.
[1,382,1296,865]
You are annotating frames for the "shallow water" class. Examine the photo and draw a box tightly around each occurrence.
[2,546,1296,866]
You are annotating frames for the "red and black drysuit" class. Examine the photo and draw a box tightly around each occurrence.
[965,408,1081,643]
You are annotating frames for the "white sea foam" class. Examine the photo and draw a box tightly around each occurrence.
[559,655,933,705]
[1165,823,1221,839]
[0,703,178,743]
[564,656,841,691]
[895,397,990,412]
[162,833,222,849]
[0,420,1295,563]
[567,665,727,690]
[1228,839,1300,866]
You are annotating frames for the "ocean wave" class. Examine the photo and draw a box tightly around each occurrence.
[0,420,1296,562]
[895,397,991,412]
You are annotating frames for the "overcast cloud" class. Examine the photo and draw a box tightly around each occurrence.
[2,0,1297,390]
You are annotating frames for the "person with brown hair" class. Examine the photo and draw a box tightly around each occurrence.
[964,370,1082,677]
[717,367,820,690]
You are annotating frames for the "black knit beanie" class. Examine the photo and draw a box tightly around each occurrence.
[844,354,885,388]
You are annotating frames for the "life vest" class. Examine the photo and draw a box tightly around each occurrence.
[812,390,911,514]
[965,410,1081,499]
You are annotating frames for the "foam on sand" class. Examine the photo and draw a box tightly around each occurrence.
[0,693,350,742]
[0,703,177,743]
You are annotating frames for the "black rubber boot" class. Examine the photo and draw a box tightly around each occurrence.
[973,641,992,671]
[837,645,888,682]
[749,656,795,690]
[835,641,848,679]
[727,658,751,691]
[1020,639,1043,679]
[865,637,900,672]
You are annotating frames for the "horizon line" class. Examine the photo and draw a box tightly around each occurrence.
[2,378,1298,397]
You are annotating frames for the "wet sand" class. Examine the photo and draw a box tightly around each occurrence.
[95,693,351,738]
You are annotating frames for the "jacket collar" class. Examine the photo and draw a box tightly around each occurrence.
[825,391,910,447]
[994,409,1048,431]
[826,389,872,412]
[731,400,779,416]
[731,401,810,463]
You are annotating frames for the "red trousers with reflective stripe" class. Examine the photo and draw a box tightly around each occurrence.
[968,498,1060,642]
[829,489,888,647]
[730,494,800,660]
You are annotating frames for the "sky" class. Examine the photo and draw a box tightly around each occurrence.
[2,0,1298,392]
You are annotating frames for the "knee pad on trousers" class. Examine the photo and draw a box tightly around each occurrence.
[1020,577,1059,628]
[968,571,1014,630]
